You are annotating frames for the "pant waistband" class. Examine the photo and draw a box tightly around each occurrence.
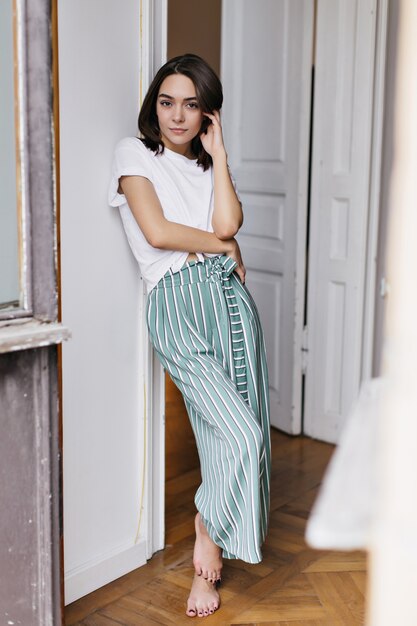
[155,255,238,289]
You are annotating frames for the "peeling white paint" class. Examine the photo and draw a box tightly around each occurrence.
[0,319,70,353]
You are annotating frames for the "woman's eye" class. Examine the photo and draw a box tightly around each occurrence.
[160,101,172,107]
[187,102,199,109]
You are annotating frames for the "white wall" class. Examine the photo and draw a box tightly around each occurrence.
[58,0,148,604]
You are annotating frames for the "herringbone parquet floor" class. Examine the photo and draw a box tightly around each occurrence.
[65,379,368,625]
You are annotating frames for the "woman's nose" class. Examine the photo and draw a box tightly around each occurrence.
[172,105,184,122]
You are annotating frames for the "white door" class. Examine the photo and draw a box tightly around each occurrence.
[304,0,378,443]
[221,0,314,433]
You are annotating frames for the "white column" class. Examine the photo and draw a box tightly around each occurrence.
[367,1,417,623]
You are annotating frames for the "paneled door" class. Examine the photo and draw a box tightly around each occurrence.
[221,0,314,433]
[304,0,377,443]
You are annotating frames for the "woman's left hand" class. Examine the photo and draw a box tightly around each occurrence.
[200,111,226,158]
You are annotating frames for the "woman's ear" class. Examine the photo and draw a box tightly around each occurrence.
[200,115,212,134]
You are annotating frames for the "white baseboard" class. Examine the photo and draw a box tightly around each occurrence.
[64,538,148,605]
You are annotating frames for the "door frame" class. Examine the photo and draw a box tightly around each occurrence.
[291,0,315,433]
[141,0,167,559]
[361,0,389,379]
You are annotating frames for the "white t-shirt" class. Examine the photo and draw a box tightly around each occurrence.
[108,136,220,293]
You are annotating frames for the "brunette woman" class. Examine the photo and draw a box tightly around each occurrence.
[109,53,271,619]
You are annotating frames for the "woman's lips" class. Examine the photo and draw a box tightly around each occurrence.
[170,128,187,134]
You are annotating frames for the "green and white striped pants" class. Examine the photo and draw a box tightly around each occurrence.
[147,255,271,563]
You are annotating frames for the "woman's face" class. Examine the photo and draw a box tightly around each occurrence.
[156,73,204,156]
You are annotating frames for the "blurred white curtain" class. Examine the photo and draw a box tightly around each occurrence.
[305,377,384,550]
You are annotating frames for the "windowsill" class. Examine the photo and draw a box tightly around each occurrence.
[0,318,71,353]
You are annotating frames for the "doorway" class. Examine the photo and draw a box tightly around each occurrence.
[220,0,384,444]
[164,0,223,486]
[164,0,385,490]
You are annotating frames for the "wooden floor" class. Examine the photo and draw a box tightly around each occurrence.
[65,378,368,625]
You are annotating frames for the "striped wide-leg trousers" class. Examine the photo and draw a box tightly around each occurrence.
[147,255,271,564]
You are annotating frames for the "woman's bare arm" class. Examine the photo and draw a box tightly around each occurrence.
[119,174,246,281]
[200,111,243,240]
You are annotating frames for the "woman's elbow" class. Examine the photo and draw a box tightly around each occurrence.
[215,228,238,241]
[146,227,166,249]
[214,218,243,240]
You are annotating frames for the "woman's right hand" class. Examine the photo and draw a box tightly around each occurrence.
[225,238,246,284]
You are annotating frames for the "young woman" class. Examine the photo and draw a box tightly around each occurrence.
[109,53,271,619]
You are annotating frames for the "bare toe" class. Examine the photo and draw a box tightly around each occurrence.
[187,573,220,619]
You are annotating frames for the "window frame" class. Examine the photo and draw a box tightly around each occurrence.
[0,0,69,351]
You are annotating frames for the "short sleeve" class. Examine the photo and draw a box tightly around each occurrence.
[108,137,153,207]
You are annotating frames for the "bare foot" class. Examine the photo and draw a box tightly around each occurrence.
[186,573,220,618]
[193,513,223,583]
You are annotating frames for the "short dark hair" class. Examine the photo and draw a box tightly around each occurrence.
[138,54,223,171]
